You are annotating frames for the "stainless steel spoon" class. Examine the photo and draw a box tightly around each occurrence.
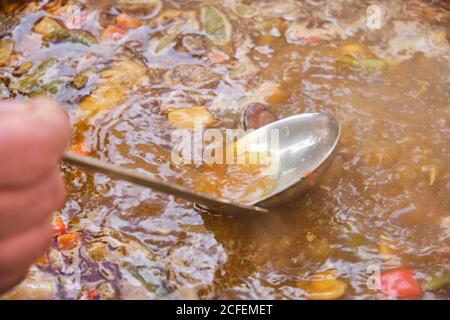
[63,113,340,216]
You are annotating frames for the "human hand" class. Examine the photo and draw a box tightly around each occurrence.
[0,97,69,293]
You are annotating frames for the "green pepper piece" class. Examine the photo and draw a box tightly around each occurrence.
[71,72,89,90]
[28,79,64,97]
[154,33,177,54]
[44,29,98,46]
[424,270,450,291]
[339,55,387,72]
[201,6,232,45]
[12,61,33,77]
[235,4,257,18]
[11,57,57,94]
[122,262,155,292]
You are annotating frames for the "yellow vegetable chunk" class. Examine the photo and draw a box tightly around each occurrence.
[79,84,126,116]
[338,42,375,59]
[33,16,65,35]
[305,270,347,300]
[168,107,216,128]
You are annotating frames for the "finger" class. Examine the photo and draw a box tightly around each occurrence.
[0,97,70,187]
[0,266,29,294]
[0,168,66,238]
[0,220,52,273]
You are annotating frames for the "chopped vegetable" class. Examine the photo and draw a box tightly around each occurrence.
[257,82,287,105]
[380,269,422,298]
[11,57,57,94]
[338,43,375,59]
[57,232,81,251]
[429,167,437,186]
[304,270,347,300]
[208,49,227,63]
[148,9,183,28]
[201,6,232,45]
[80,84,126,116]
[122,261,155,292]
[43,29,98,46]
[86,288,99,300]
[33,16,65,35]
[228,58,259,79]
[43,0,69,14]
[423,269,450,291]
[34,254,49,267]
[116,13,142,29]
[96,282,116,300]
[165,64,220,87]
[87,242,108,262]
[79,58,147,117]
[181,34,208,56]
[234,4,258,18]
[28,80,65,97]
[70,142,91,155]
[0,39,14,66]
[336,42,387,72]
[285,23,330,45]
[101,25,128,41]
[117,0,162,17]
[154,33,178,54]
[168,107,216,129]
[71,72,89,90]
[339,56,387,72]
[52,216,66,236]
[12,61,33,77]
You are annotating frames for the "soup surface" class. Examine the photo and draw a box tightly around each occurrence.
[0,0,449,300]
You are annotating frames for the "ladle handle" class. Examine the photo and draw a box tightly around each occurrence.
[62,151,268,215]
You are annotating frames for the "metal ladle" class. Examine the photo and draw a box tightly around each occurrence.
[63,113,340,216]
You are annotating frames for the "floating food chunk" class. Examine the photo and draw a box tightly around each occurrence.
[338,42,375,59]
[304,270,347,300]
[101,25,127,41]
[168,107,216,129]
[33,16,65,35]
[286,22,337,45]
[52,216,66,236]
[10,57,57,94]
[336,42,388,71]
[149,9,182,28]
[381,269,422,298]
[201,6,232,45]
[234,4,258,18]
[57,232,81,251]
[70,72,89,90]
[165,64,220,88]
[153,33,178,54]
[34,16,97,46]
[79,83,126,116]
[79,58,147,117]
[43,28,98,46]
[181,34,209,56]
[257,81,287,105]
[116,13,142,29]
[117,0,162,17]
[12,61,33,77]
[0,39,14,67]
[424,269,450,292]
